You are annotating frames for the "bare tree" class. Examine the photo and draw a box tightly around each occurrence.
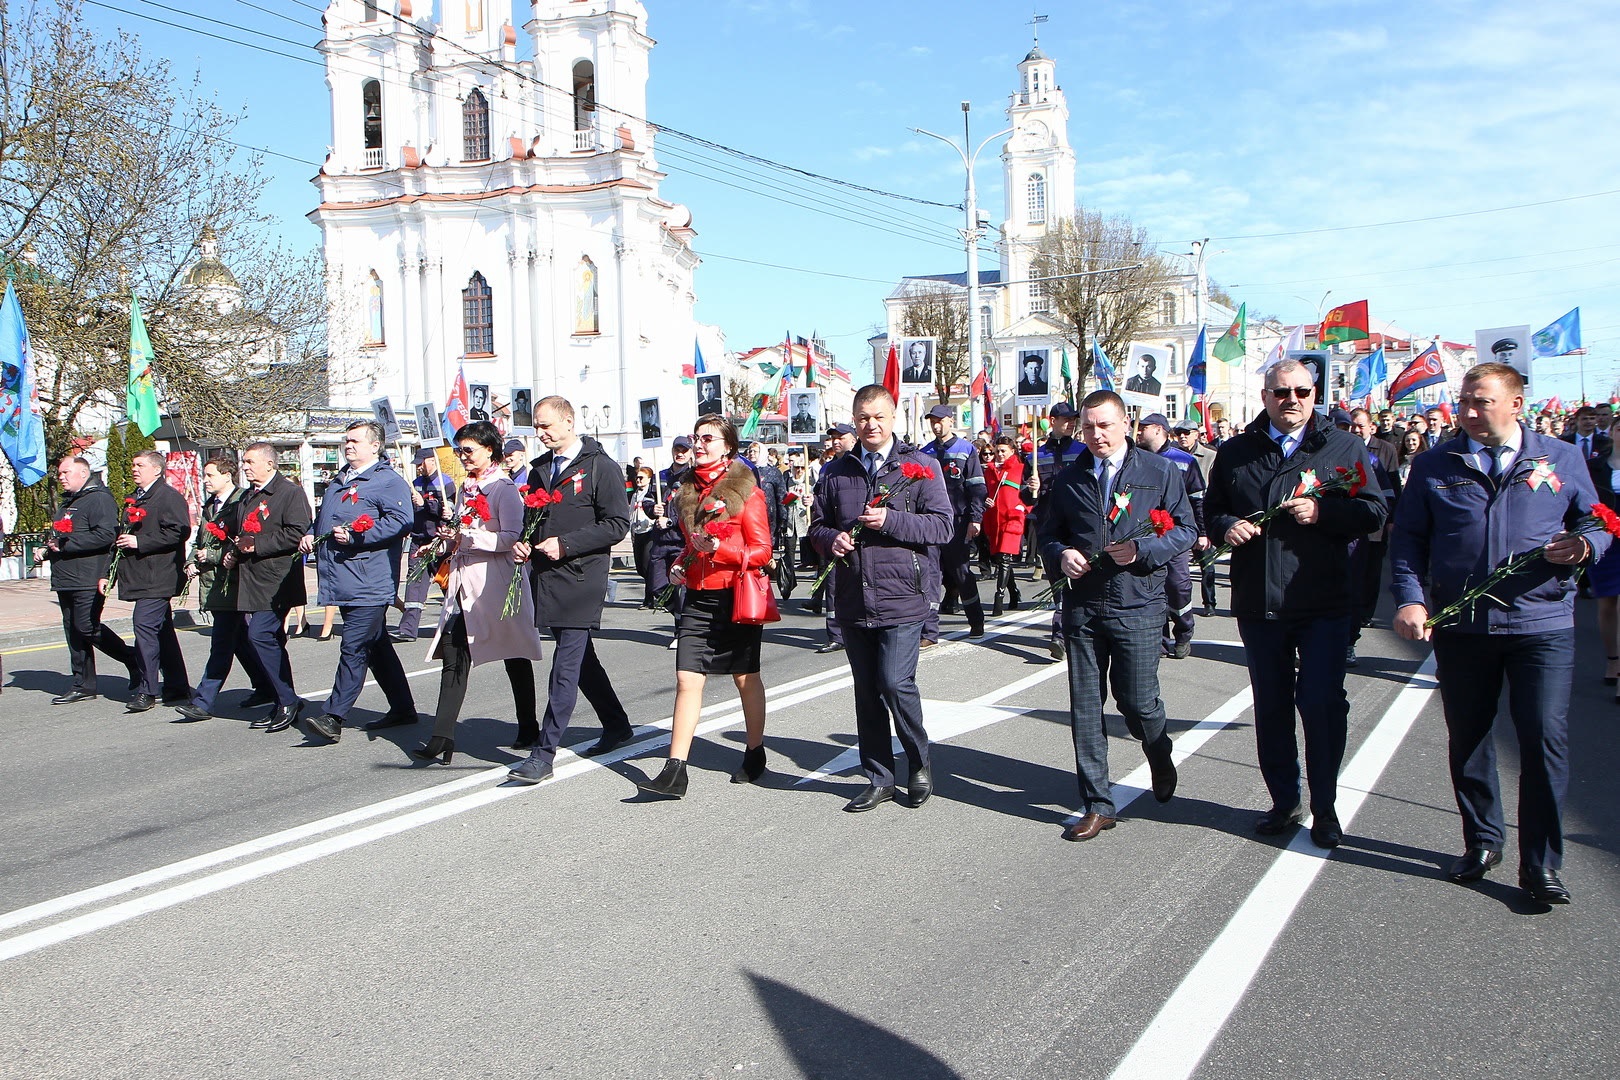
[724,374,757,417]
[1,1,330,468]
[1029,211,1172,395]
[895,280,970,402]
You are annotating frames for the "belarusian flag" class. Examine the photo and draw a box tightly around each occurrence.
[1319,300,1370,345]
[128,295,162,436]
[1213,303,1246,364]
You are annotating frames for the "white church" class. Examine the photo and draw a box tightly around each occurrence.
[310,0,715,458]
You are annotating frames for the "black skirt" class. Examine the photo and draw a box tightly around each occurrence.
[676,587,763,675]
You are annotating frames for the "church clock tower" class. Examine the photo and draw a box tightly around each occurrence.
[998,43,1076,325]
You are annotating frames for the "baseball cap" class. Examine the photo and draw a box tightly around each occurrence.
[672,435,693,450]
[925,405,954,420]
[826,423,855,437]
[1048,402,1078,418]
[502,438,525,455]
[1138,412,1171,430]
[413,448,435,465]
[1329,407,1354,427]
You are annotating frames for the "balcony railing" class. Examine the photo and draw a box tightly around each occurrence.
[572,129,598,153]
[363,147,384,170]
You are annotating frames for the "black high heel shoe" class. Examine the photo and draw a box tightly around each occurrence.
[410,736,455,764]
[638,758,688,798]
[731,745,766,785]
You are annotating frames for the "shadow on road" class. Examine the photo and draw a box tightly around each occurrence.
[747,971,964,1080]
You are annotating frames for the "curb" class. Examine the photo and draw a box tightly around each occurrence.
[1,610,209,654]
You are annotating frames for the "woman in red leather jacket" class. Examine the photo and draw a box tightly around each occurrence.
[638,416,773,798]
[983,435,1029,615]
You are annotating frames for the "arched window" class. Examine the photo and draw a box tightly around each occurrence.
[1160,292,1177,325]
[1165,344,1179,376]
[1029,278,1049,314]
[979,305,993,342]
[573,256,599,335]
[1027,173,1046,225]
[365,270,384,346]
[463,271,493,355]
[361,79,383,169]
[465,1,484,33]
[462,89,489,161]
[572,60,596,143]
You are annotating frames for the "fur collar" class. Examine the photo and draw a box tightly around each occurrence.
[674,458,756,535]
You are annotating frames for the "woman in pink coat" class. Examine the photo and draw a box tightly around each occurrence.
[411,421,545,763]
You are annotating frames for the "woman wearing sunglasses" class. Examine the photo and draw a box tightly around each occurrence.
[638,416,772,798]
[411,421,544,763]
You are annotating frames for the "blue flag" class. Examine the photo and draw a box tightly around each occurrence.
[1532,308,1581,357]
[1091,342,1115,392]
[693,338,707,375]
[1186,326,1208,396]
[1351,346,1385,402]
[0,280,47,486]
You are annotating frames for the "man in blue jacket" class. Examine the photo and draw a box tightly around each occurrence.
[921,404,986,640]
[299,421,418,743]
[1205,361,1385,849]
[1135,412,1205,659]
[1391,362,1607,905]
[809,385,952,812]
[1040,392,1196,841]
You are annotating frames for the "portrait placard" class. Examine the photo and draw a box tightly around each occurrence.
[898,338,936,390]
[787,389,822,443]
[1015,348,1051,408]
[413,403,444,448]
[639,397,663,447]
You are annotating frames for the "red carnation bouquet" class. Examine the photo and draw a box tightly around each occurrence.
[809,461,935,594]
[1032,507,1179,608]
[1424,502,1620,628]
[407,481,488,584]
[51,518,73,534]
[503,484,563,618]
[311,512,376,549]
[652,495,737,612]
[102,498,148,595]
[1200,461,1369,569]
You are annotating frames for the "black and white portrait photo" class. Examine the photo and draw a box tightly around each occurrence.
[413,402,444,448]
[696,373,723,417]
[1475,324,1533,392]
[788,390,821,441]
[467,382,491,421]
[639,397,663,445]
[510,387,534,433]
[1016,349,1050,406]
[370,396,401,442]
[1125,348,1164,397]
[900,338,936,389]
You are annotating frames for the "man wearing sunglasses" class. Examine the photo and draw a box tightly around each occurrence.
[1205,361,1386,850]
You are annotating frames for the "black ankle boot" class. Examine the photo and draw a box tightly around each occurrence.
[410,736,454,764]
[990,591,1005,618]
[638,758,688,798]
[731,745,766,785]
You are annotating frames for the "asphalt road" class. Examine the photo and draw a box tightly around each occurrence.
[1,573,1616,1080]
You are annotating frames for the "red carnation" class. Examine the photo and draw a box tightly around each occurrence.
[125,506,147,523]
[52,519,73,534]
[240,512,263,534]
[1148,509,1176,537]
[468,494,492,521]
[350,514,376,533]
[522,488,550,509]
[1592,502,1620,539]
[205,522,229,542]
[704,519,737,540]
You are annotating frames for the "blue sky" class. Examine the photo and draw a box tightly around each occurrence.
[79,0,1620,401]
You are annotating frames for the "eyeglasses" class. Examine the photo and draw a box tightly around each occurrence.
[1268,387,1314,400]
[690,434,724,445]
[453,446,478,455]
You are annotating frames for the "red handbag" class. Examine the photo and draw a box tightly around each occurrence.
[732,546,780,625]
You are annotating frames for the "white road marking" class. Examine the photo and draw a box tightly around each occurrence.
[0,609,1053,962]
[1106,655,1439,1080]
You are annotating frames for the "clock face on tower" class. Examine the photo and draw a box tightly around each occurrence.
[1019,120,1049,149]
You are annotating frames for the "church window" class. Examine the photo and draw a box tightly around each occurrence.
[1029,278,1049,314]
[573,256,599,335]
[979,305,993,342]
[361,79,383,168]
[465,1,484,34]
[1160,292,1177,325]
[365,270,384,346]
[1027,173,1046,225]
[1165,344,1179,376]
[463,271,494,355]
[572,61,596,138]
[463,89,490,161]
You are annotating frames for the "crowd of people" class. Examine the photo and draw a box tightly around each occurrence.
[30,373,1619,905]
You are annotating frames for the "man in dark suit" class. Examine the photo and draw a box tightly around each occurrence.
[1205,360,1386,848]
[1347,407,1400,660]
[1039,391,1196,840]
[229,441,312,733]
[1392,362,1607,905]
[1561,405,1612,461]
[113,450,192,711]
[508,395,634,783]
[37,456,130,704]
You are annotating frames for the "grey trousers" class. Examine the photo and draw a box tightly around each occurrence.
[1064,612,1172,816]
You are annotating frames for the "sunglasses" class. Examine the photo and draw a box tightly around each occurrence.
[1268,387,1314,400]
[453,446,479,455]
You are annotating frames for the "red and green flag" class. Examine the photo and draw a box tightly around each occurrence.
[1212,303,1247,365]
[1319,300,1370,345]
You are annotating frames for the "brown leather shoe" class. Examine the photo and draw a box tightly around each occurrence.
[1062,813,1117,841]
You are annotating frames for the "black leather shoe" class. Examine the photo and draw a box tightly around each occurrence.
[240,690,275,709]
[173,703,213,722]
[1170,641,1192,660]
[507,755,553,785]
[264,701,302,734]
[1520,867,1571,904]
[301,713,342,743]
[844,784,894,812]
[249,707,276,730]
[388,632,415,644]
[731,745,767,785]
[815,641,843,654]
[1447,847,1503,883]
[1148,753,1178,803]
[52,690,97,705]
[1254,804,1305,835]
[637,758,688,799]
[127,694,156,713]
[162,688,192,705]
[905,766,933,808]
[362,712,419,731]
[1309,812,1342,849]
[410,736,455,765]
[1201,605,1217,618]
[581,727,635,757]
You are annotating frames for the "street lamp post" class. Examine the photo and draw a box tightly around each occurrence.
[913,104,1012,422]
